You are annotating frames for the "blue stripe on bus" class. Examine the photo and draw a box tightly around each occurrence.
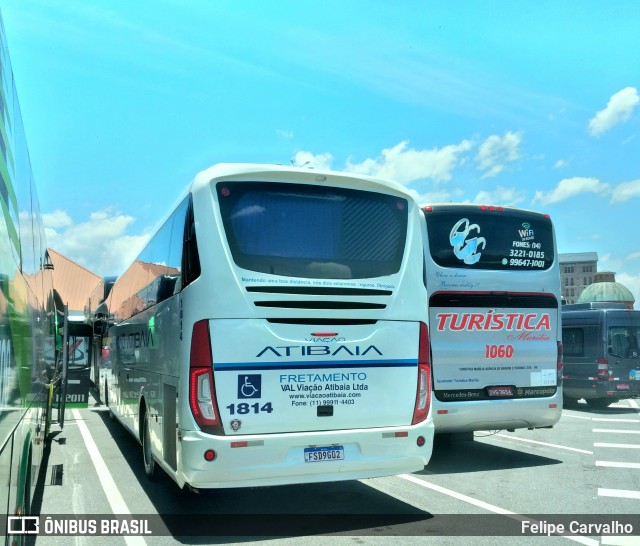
[214,359,417,371]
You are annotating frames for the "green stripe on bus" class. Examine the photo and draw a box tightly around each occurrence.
[0,192,20,255]
[0,113,15,171]
[0,151,17,212]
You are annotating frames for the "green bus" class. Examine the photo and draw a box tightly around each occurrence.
[0,10,59,542]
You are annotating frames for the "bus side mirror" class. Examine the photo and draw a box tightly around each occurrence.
[93,319,108,336]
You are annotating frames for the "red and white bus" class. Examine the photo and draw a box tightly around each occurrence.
[420,204,563,438]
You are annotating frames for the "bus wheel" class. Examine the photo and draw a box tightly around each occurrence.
[586,398,615,409]
[142,411,159,481]
[562,395,579,408]
[44,384,54,442]
[18,449,33,522]
[436,431,474,445]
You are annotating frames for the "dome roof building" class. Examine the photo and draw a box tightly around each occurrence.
[577,272,635,309]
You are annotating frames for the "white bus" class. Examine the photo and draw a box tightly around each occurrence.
[420,204,562,438]
[94,163,433,491]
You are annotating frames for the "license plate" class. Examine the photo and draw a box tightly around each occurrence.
[304,446,344,463]
[616,383,630,390]
[487,386,515,397]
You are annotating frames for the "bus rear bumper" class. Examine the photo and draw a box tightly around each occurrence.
[432,394,562,433]
[563,379,640,401]
[177,422,433,489]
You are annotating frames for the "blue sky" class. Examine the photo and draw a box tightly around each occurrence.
[2,1,639,302]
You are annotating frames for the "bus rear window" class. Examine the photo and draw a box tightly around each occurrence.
[217,182,408,279]
[423,206,554,271]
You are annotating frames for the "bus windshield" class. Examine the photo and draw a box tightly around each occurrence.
[423,206,554,271]
[217,182,408,279]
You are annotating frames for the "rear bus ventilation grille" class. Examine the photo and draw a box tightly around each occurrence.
[246,286,392,296]
[254,301,386,310]
[267,318,377,325]
[430,292,558,309]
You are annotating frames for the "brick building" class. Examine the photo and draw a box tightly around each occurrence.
[558,252,598,304]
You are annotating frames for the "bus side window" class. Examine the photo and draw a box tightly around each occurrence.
[166,197,190,296]
[182,197,201,288]
[563,328,584,357]
[609,330,630,358]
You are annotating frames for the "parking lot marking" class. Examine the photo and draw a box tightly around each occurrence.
[562,413,592,420]
[598,488,640,500]
[592,418,640,423]
[594,443,640,449]
[595,461,640,469]
[398,474,598,545]
[601,537,640,546]
[593,429,640,434]
[494,433,593,454]
[72,409,148,546]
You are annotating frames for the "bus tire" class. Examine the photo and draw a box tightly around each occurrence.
[562,395,579,408]
[19,448,33,519]
[586,398,615,409]
[437,431,474,445]
[44,384,54,442]
[104,378,116,420]
[142,411,159,481]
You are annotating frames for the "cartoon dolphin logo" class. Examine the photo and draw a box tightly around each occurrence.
[449,218,486,265]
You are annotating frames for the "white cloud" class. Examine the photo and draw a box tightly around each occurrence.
[291,150,333,170]
[554,158,571,169]
[588,87,639,137]
[532,176,610,206]
[42,210,73,229]
[44,208,150,276]
[599,253,623,272]
[276,129,293,139]
[345,140,473,184]
[610,179,640,203]
[415,188,465,207]
[473,186,526,206]
[616,272,640,308]
[601,254,639,306]
[475,131,521,178]
[626,251,640,262]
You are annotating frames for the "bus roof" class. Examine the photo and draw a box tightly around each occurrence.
[420,202,552,220]
[191,163,412,197]
[562,302,628,312]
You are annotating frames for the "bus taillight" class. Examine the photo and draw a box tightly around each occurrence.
[189,320,222,433]
[597,358,610,380]
[412,322,431,425]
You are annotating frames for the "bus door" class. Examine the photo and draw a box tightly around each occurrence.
[606,315,640,396]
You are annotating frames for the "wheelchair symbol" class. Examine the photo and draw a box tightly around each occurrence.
[238,374,261,399]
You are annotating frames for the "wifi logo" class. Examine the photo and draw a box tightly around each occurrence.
[518,222,534,238]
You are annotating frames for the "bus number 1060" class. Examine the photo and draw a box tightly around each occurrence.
[485,344,514,359]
